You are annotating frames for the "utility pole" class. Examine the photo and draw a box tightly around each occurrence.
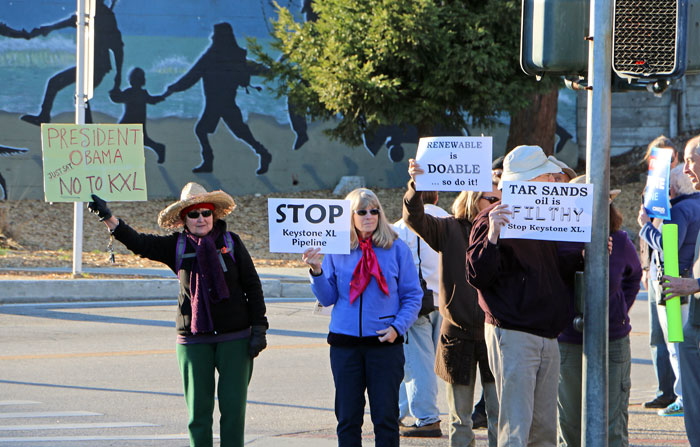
[582,0,613,445]
[72,0,94,276]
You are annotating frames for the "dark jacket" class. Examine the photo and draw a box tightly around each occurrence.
[113,219,267,335]
[466,203,583,339]
[559,230,642,343]
[403,182,493,385]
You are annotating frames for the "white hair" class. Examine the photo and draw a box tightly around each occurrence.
[671,164,696,196]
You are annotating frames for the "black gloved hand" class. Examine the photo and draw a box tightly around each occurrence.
[248,325,268,358]
[87,194,112,221]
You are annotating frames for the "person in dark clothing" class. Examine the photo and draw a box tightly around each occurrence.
[404,159,499,447]
[21,0,124,126]
[466,145,584,447]
[110,67,166,163]
[557,181,642,447]
[87,182,268,447]
[165,22,272,175]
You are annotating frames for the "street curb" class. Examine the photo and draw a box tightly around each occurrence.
[0,278,313,304]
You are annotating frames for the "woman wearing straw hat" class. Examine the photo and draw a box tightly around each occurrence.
[88,182,268,447]
[302,188,422,447]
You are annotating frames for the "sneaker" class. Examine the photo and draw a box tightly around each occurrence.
[399,421,442,437]
[471,408,488,429]
[643,395,676,409]
[658,401,684,417]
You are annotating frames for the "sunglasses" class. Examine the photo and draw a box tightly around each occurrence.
[354,209,380,216]
[186,209,213,219]
[480,196,500,204]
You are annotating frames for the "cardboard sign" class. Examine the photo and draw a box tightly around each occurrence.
[41,124,147,202]
[499,181,594,242]
[415,136,493,192]
[268,198,351,254]
[643,147,673,220]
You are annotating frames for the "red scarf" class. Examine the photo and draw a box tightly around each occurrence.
[349,238,390,303]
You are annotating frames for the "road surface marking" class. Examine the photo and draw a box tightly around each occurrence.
[0,422,157,431]
[0,411,101,419]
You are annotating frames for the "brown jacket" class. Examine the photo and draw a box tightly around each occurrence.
[403,182,493,385]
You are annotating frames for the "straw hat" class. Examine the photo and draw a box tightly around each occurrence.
[498,145,561,188]
[158,182,236,229]
[569,175,621,201]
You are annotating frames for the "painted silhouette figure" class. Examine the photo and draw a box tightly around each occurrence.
[20,0,124,126]
[165,22,272,174]
[110,67,166,163]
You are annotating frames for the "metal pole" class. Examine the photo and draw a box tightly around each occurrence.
[582,0,613,445]
[72,0,86,276]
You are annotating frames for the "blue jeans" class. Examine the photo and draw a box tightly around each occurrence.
[399,309,441,425]
[679,299,700,446]
[330,343,405,447]
[648,278,676,400]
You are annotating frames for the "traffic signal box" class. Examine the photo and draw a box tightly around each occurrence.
[521,0,700,82]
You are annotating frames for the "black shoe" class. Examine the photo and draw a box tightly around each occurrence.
[643,395,676,409]
[471,409,487,429]
[20,113,49,126]
[399,421,442,438]
[256,151,272,175]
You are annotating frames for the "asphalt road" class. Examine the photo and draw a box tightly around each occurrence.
[0,293,690,446]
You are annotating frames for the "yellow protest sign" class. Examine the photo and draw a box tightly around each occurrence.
[41,123,147,202]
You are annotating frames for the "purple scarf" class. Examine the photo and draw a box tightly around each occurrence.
[187,225,230,334]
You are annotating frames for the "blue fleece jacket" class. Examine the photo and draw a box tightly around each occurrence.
[310,238,422,338]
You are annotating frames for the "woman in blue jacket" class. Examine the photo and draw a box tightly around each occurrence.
[303,188,422,447]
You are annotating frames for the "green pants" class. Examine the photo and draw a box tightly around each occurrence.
[177,338,253,447]
[557,336,631,447]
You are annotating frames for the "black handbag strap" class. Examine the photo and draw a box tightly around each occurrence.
[416,236,425,281]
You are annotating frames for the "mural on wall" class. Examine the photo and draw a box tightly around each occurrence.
[0,0,577,200]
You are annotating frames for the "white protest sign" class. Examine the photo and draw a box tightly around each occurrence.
[499,181,594,242]
[415,136,493,192]
[268,198,351,254]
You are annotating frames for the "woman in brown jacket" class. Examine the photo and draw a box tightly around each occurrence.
[403,159,499,447]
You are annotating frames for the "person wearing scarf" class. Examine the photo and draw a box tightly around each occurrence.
[303,188,422,447]
[88,182,267,447]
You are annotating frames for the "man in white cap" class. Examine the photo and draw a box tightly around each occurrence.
[466,145,584,447]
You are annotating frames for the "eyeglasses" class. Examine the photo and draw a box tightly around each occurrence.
[354,209,380,216]
[480,196,500,204]
[186,209,213,219]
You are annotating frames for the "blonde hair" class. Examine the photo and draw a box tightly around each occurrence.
[345,188,397,249]
[452,174,500,222]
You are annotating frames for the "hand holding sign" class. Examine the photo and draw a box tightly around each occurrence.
[637,203,651,227]
[488,204,512,244]
[408,158,424,183]
[302,247,324,275]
